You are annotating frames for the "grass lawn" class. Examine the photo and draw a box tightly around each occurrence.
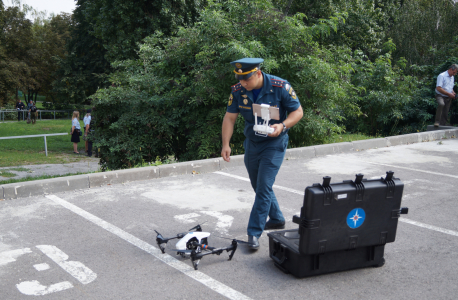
[323,132,374,144]
[0,119,90,167]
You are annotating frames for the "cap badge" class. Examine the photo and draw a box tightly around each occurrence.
[235,63,242,68]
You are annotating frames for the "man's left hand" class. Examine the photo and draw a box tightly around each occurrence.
[268,124,283,137]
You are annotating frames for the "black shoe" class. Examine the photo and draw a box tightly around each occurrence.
[248,235,259,250]
[264,221,285,230]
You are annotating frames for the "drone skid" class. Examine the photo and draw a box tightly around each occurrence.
[190,241,238,270]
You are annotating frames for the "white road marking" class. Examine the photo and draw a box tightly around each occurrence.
[174,213,201,224]
[214,171,458,238]
[16,280,73,296]
[361,161,458,179]
[36,245,97,284]
[33,263,50,271]
[45,195,252,300]
[399,218,458,237]
[0,248,32,266]
[174,212,234,235]
[200,211,234,235]
[214,171,304,195]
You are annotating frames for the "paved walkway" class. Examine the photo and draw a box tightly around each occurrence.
[0,157,100,182]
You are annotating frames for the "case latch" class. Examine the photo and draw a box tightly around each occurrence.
[321,176,333,206]
[384,171,395,198]
[354,173,365,202]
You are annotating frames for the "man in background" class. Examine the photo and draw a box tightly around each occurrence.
[16,99,25,121]
[435,64,457,126]
[29,101,38,124]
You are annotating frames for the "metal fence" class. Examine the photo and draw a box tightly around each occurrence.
[0,133,68,156]
[0,110,74,121]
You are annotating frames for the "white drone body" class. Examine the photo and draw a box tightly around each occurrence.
[175,232,211,255]
[253,104,280,136]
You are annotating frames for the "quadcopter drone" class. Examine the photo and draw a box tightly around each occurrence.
[154,222,250,270]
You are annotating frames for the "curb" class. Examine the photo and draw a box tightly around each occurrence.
[2,128,457,200]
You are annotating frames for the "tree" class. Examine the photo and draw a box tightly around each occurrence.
[83,0,206,62]
[50,0,111,107]
[51,0,206,107]
[0,6,36,103]
[29,13,72,102]
[90,0,361,170]
[388,0,458,66]
[272,0,402,59]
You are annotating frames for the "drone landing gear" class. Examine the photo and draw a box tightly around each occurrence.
[189,240,238,270]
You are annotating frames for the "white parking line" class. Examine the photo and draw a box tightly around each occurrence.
[214,171,304,195]
[398,218,458,237]
[214,171,458,238]
[45,195,252,300]
[361,161,458,179]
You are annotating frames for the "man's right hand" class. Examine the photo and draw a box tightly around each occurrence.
[221,145,231,162]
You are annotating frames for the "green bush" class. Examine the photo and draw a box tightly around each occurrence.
[90,0,361,170]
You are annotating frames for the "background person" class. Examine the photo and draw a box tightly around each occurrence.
[435,64,458,126]
[83,109,92,153]
[29,102,38,124]
[71,111,81,154]
[16,99,25,121]
[221,58,303,250]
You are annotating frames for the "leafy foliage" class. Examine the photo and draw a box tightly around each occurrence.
[0,3,72,105]
[389,0,458,65]
[91,0,362,170]
[83,0,206,62]
[272,0,401,58]
[50,0,111,107]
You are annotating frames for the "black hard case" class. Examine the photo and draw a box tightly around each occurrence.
[268,230,385,278]
[267,172,405,278]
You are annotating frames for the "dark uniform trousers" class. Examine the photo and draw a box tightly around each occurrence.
[244,134,288,238]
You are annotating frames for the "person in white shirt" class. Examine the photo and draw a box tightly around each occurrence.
[71,111,81,154]
[83,109,92,153]
[435,64,458,126]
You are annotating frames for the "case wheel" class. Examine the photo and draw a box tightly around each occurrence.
[373,257,385,268]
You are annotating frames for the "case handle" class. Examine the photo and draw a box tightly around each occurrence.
[271,252,287,265]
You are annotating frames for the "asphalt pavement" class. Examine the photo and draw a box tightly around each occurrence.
[0,130,457,299]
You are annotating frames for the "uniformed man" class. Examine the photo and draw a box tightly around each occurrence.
[221,58,303,250]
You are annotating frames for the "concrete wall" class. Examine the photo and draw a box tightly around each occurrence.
[2,128,458,199]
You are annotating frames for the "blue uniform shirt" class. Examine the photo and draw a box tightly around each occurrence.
[227,72,300,142]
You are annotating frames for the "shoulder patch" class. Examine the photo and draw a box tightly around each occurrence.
[270,78,285,88]
[231,83,242,93]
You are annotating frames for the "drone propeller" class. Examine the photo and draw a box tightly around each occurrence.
[217,236,252,245]
[188,221,207,232]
